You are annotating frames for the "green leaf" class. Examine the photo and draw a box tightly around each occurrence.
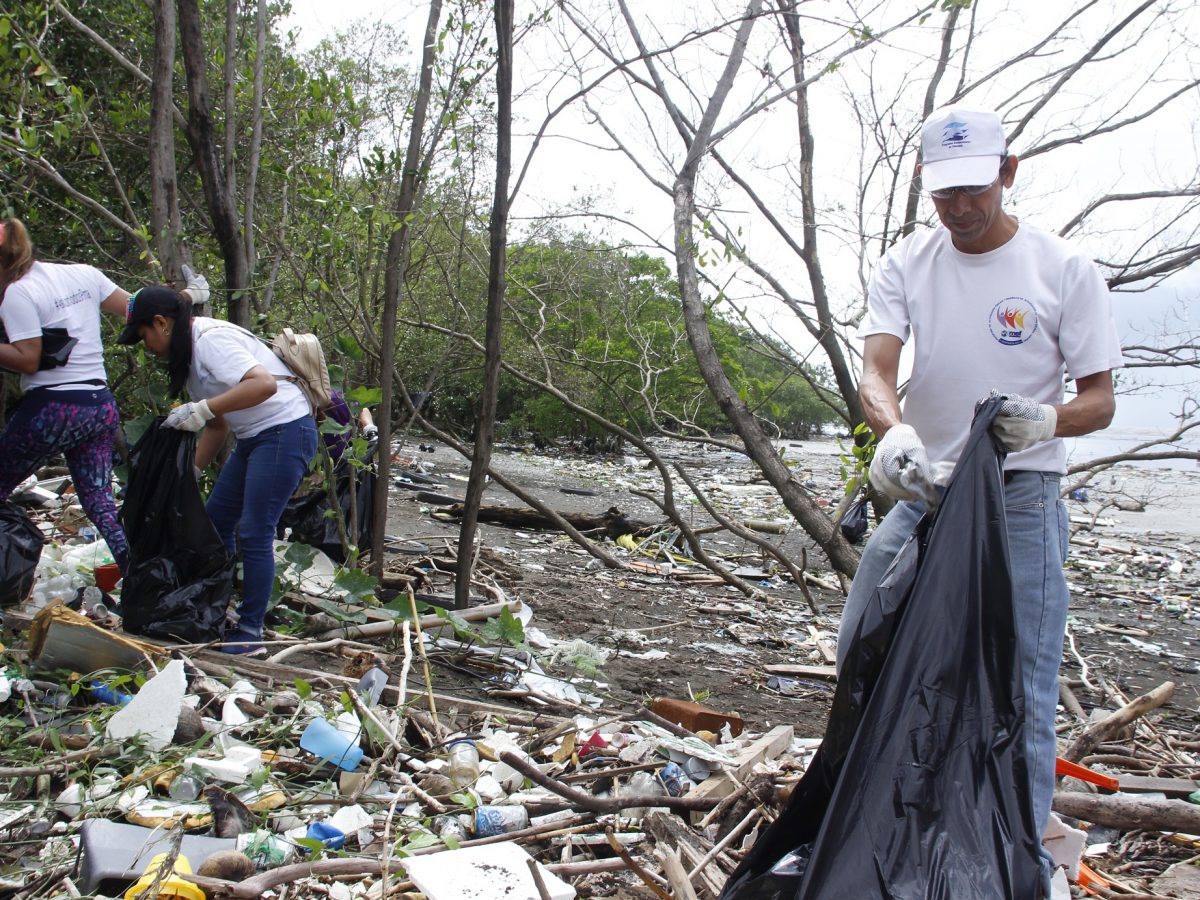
[294,837,326,857]
[283,541,318,572]
[346,385,383,407]
[481,605,525,647]
[334,334,365,361]
[333,567,379,606]
[294,678,312,700]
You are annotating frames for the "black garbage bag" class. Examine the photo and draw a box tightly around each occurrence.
[721,397,1042,900]
[0,501,43,606]
[119,420,234,643]
[839,492,870,544]
[277,439,376,564]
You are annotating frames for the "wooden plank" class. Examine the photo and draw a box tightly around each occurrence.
[687,725,794,823]
[764,664,837,680]
[1116,774,1200,796]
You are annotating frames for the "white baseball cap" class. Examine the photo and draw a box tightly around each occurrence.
[920,106,1007,192]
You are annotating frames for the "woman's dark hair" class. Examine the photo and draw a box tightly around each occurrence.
[165,295,195,398]
[0,217,35,301]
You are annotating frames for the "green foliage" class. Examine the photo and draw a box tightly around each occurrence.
[838,422,876,496]
[481,605,526,648]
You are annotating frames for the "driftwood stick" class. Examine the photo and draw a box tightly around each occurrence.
[314,599,518,641]
[1063,681,1175,763]
[657,846,701,900]
[1058,675,1087,722]
[606,828,672,900]
[526,859,553,900]
[0,744,119,778]
[498,751,719,813]
[1052,791,1200,832]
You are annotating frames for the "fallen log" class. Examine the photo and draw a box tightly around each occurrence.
[1062,681,1175,763]
[1052,790,1200,833]
[440,503,656,539]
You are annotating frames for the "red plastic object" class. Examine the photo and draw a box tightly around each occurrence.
[93,563,121,593]
[1055,757,1120,792]
[579,733,609,756]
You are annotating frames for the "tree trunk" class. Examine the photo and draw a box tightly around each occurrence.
[149,0,182,281]
[177,0,250,325]
[455,0,513,609]
[369,0,443,574]
[667,0,860,578]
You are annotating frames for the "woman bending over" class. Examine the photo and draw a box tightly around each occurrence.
[119,286,316,654]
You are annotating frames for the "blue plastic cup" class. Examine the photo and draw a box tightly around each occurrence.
[300,717,364,771]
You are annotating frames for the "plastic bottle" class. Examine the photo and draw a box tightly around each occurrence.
[622,771,667,819]
[446,739,480,787]
[168,773,203,801]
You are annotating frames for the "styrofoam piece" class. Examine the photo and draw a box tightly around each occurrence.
[1050,868,1070,899]
[184,746,264,784]
[1043,812,1087,880]
[105,659,186,751]
[221,679,258,726]
[402,842,575,900]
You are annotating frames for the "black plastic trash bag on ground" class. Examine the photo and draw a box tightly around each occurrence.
[0,501,43,606]
[119,420,233,643]
[277,439,376,564]
[721,397,1042,900]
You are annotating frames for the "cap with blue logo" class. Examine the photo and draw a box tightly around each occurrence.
[920,106,1007,192]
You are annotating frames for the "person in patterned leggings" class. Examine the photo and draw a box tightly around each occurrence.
[0,218,138,571]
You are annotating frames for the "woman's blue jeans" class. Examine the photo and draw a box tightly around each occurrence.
[206,416,317,639]
[836,471,1070,843]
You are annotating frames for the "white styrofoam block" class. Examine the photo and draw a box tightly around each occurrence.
[1050,867,1070,900]
[1043,812,1087,880]
[402,842,575,900]
[105,659,186,751]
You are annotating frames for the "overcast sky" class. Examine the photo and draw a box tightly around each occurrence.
[281,0,1199,442]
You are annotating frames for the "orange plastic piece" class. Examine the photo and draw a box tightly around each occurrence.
[1073,860,1110,895]
[1056,757,1120,792]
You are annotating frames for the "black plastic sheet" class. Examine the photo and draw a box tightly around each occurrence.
[118,420,233,643]
[721,397,1043,900]
[0,500,43,606]
[277,439,376,564]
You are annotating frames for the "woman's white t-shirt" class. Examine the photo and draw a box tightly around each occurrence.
[186,318,311,439]
[0,261,117,391]
[862,224,1124,474]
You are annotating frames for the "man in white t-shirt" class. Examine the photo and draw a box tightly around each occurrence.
[837,107,1123,864]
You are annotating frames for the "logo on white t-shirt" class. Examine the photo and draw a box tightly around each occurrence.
[989,298,1038,346]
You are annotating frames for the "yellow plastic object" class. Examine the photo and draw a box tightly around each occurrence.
[123,853,205,900]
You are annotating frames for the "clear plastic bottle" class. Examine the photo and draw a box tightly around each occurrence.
[446,739,480,787]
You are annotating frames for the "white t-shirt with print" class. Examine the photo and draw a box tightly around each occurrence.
[186,318,311,439]
[0,261,118,391]
[862,223,1124,474]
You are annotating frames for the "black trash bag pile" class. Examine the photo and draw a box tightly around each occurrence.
[277,437,377,564]
[0,501,43,606]
[721,397,1043,900]
[118,420,234,643]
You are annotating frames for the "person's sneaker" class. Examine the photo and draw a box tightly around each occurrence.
[219,630,267,658]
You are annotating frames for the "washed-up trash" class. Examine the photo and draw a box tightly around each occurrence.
[104,659,186,752]
[300,716,364,771]
[402,841,575,900]
[184,745,264,785]
[0,500,42,606]
[119,421,234,643]
[28,604,168,672]
[123,851,204,900]
[838,493,869,544]
[722,397,1042,899]
[473,804,530,836]
[76,820,236,895]
[237,829,297,870]
[447,739,481,787]
[652,696,745,736]
[304,820,345,851]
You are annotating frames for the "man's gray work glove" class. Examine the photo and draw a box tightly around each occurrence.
[164,399,214,432]
[181,264,210,306]
[869,424,940,506]
[987,390,1057,452]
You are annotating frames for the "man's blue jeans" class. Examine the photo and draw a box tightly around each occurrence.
[206,416,317,639]
[836,471,1069,841]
